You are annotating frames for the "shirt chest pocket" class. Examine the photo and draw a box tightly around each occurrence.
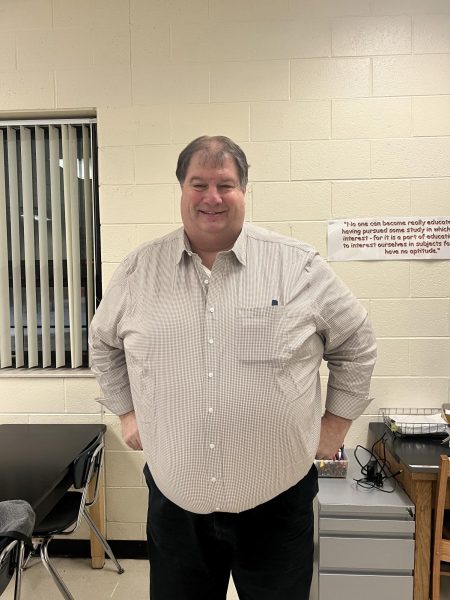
[236,307,291,363]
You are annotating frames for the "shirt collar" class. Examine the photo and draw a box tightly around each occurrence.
[174,229,190,264]
[175,225,248,267]
[230,225,247,266]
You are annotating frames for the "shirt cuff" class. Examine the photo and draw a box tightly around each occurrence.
[96,386,134,416]
[325,386,373,421]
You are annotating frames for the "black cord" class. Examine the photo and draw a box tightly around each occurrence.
[353,435,402,493]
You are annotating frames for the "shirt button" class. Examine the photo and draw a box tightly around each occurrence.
[209,307,215,313]
[208,372,213,378]
[208,407,213,413]
[204,279,209,285]
[209,443,215,449]
[211,477,217,483]
[215,507,221,511]
[208,338,214,344]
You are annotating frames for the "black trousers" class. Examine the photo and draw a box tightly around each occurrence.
[144,464,318,600]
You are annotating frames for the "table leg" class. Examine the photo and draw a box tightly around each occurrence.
[87,464,106,569]
[411,479,433,600]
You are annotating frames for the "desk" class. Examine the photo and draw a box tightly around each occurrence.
[369,421,450,600]
[0,424,107,568]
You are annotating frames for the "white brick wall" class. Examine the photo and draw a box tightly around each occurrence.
[251,100,330,141]
[291,58,371,99]
[1,0,449,540]
[413,96,450,136]
[332,180,411,217]
[332,97,412,139]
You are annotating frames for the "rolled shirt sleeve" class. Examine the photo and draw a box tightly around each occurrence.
[89,261,134,416]
[309,254,377,421]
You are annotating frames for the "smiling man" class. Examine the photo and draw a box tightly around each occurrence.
[89,135,377,600]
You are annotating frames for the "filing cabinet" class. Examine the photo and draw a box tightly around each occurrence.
[310,453,415,600]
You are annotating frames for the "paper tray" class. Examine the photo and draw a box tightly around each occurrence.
[381,408,449,437]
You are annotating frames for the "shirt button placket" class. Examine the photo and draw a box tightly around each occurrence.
[205,291,222,508]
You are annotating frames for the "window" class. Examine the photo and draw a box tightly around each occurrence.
[0,119,100,368]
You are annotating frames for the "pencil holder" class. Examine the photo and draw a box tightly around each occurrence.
[314,450,348,478]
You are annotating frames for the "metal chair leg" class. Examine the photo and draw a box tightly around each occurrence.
[39,539,75,600]
[21,542,39,570]
[83,509,124,574]
[13,541,25,600]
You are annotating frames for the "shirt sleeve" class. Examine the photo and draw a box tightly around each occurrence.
[309,253,377,421]
[88,261,134,416]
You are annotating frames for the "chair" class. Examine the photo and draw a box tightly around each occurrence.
[0,499,35,600]
[0,538,25,599]
[30,433,124,600]
[432,454,450,600]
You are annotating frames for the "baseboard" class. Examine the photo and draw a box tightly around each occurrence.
[50,539,148,559]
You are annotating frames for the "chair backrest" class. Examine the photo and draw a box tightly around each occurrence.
[434,454,450,550]
[70,433,104,531]
[432,454,450,599]
[0,538,18,596]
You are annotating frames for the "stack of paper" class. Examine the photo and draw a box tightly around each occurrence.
[386,413,448,435]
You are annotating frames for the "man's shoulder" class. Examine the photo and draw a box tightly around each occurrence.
[244,223,316,258]
[121,227,183,274]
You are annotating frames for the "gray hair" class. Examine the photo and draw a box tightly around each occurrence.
[176,135,249,190]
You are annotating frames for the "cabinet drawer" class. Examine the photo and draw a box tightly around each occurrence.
[320,573,413,600]
[320,536,414,571]
[319,517,415,536]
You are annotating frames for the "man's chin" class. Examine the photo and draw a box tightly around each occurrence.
[197,213,227,225]
[197,220,227,234]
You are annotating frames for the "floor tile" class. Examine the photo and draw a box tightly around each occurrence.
[1,557,241,599]
[2,557,449,598]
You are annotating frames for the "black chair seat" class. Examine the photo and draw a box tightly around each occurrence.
[34,493,81,537]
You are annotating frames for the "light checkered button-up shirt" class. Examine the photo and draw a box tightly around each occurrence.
[89,224,376,514]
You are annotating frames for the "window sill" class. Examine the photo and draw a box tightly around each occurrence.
[0,368,95,378]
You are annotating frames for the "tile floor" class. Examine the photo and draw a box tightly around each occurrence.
[2,557,449,599]
[2,557,239,600]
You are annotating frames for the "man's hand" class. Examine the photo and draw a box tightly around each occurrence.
[316,410,352,459]
[119,410,143,450]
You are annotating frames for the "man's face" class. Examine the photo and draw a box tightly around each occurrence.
[180,152,246,252]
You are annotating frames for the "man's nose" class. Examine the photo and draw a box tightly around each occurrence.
[204,186,222,203]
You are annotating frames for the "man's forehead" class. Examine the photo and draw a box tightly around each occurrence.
[187,151,238,176]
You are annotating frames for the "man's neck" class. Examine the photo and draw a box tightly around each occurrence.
[185,231,240,270]
[198,250,217,270]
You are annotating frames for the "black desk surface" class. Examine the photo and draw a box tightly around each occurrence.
[0,424,106,524]
[369,421,450,473]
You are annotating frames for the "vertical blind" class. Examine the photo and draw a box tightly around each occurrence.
[0,119,98,369]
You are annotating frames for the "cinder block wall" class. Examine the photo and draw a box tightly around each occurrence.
[0,0,449,541]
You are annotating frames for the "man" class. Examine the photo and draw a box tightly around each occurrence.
[89,135,376,599]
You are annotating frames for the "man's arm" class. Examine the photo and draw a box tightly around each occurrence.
[308,254,377,454]
[89,262,140,449]
[316,410,352,459]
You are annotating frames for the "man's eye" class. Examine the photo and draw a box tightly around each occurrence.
[193,184,206,190]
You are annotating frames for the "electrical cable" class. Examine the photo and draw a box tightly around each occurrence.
[353,434,402,493]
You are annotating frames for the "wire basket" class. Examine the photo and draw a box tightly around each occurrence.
[379,407,449,438]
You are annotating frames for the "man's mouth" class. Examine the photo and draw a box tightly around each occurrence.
[199,210,225,215]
